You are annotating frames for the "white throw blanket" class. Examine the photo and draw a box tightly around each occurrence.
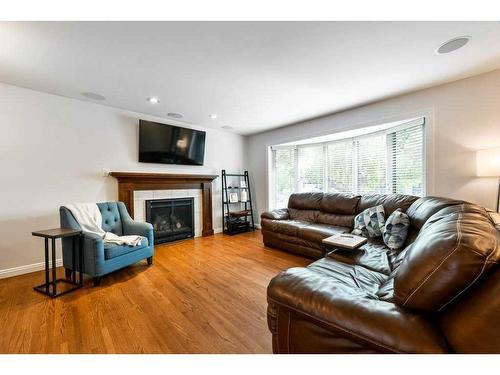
[64,203,142,246]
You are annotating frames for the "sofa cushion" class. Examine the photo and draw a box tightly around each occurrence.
[352,205,385,238]
[358,194,418,216]
[297,223,350,243]
[97,202,123,236]
[328,238,396,275]
[288,192,323,210]
[267,259,448,353]
[261,218,310,237]
[288,208,319,222]
[320,193,360,215]
[394,203,500,312]
[383,209,410,250]
[316,212,355,228]
[104,236,149,260]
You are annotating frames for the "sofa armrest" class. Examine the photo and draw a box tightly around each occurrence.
[117,202,154,245]
[261,208,289,220]
[82,232,105,273]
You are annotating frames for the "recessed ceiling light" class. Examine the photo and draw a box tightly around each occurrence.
[81,92,106,101]
[221,125,233,130]
[167,112,183,119]
[147,97,160,104]
[437,36,471,54]
[209,114,217,119]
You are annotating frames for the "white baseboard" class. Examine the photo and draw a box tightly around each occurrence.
[0,258,63,280]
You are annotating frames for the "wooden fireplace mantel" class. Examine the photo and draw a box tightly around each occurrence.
[110,172,218,236]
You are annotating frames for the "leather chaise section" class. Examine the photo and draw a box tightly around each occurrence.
[327,238,396,275]
[267,260,449,353]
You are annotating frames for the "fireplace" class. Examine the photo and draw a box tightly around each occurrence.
[145,198,194,244]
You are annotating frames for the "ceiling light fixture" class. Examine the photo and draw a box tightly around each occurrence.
[147,97,160,104]
[209,114,217,119]
[436,36,471,54]
[167,112,183,119]
[221,125,233,130]
[81,92,106,101]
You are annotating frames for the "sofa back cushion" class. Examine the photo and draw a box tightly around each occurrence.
[288,192,323,210]
[358,194,418,217]
[319,192,360,214]
[394,203,500,312]
[97,202,123,236]
[406,196,463,231]
[316,192,360,227]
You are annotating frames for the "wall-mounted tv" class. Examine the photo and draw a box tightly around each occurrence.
[139,120,206,165]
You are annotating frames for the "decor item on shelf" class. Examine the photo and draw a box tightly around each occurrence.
[229,209,250,218]
[476,147,500,212]
[240,189,248,202]
[221,170,255,235]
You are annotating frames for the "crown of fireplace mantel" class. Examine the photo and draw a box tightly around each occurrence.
[109,172,218,237]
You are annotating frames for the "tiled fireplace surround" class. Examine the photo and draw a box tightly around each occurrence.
[134,189,203,237]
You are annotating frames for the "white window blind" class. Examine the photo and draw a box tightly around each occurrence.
[326,140,354,193]
[270,118,425,208]
[273,148,296,209]
[298,144,325,193]
[388,123,424,196]
[356,134,387,195]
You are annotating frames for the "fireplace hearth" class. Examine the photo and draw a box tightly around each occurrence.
[145,198,194,244]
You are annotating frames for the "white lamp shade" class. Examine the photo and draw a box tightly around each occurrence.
[476,147,500,177]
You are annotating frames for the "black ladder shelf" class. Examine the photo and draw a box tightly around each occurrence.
[221,170,255,235]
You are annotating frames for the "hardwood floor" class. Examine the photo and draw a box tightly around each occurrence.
[0,230,309,353]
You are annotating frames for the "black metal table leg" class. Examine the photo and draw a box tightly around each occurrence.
[44,238,49,293]
[51,238,56,296]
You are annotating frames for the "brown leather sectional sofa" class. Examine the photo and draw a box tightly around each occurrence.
[262,192,500,353]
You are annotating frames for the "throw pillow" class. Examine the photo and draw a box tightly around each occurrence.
[383,208,410,250]
[352,205,385,238]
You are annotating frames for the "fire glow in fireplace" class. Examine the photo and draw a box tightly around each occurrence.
[145,198,194,244]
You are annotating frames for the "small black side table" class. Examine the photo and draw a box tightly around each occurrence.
[32,228,83,298]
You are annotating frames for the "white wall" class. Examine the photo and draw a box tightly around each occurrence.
[0,83,246,274]
[248,68,500,222]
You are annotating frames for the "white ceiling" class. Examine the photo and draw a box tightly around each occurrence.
[1,22,500,135]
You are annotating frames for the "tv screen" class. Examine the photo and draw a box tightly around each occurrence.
[139,120,206,165]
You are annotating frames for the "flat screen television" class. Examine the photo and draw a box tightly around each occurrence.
[139,120,206,165]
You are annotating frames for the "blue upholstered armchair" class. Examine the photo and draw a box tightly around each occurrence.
[59,202,154,286]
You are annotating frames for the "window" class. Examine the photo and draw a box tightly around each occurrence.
[270,118,425,208]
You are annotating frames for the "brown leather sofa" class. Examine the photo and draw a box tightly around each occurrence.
[262,193,500,353]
